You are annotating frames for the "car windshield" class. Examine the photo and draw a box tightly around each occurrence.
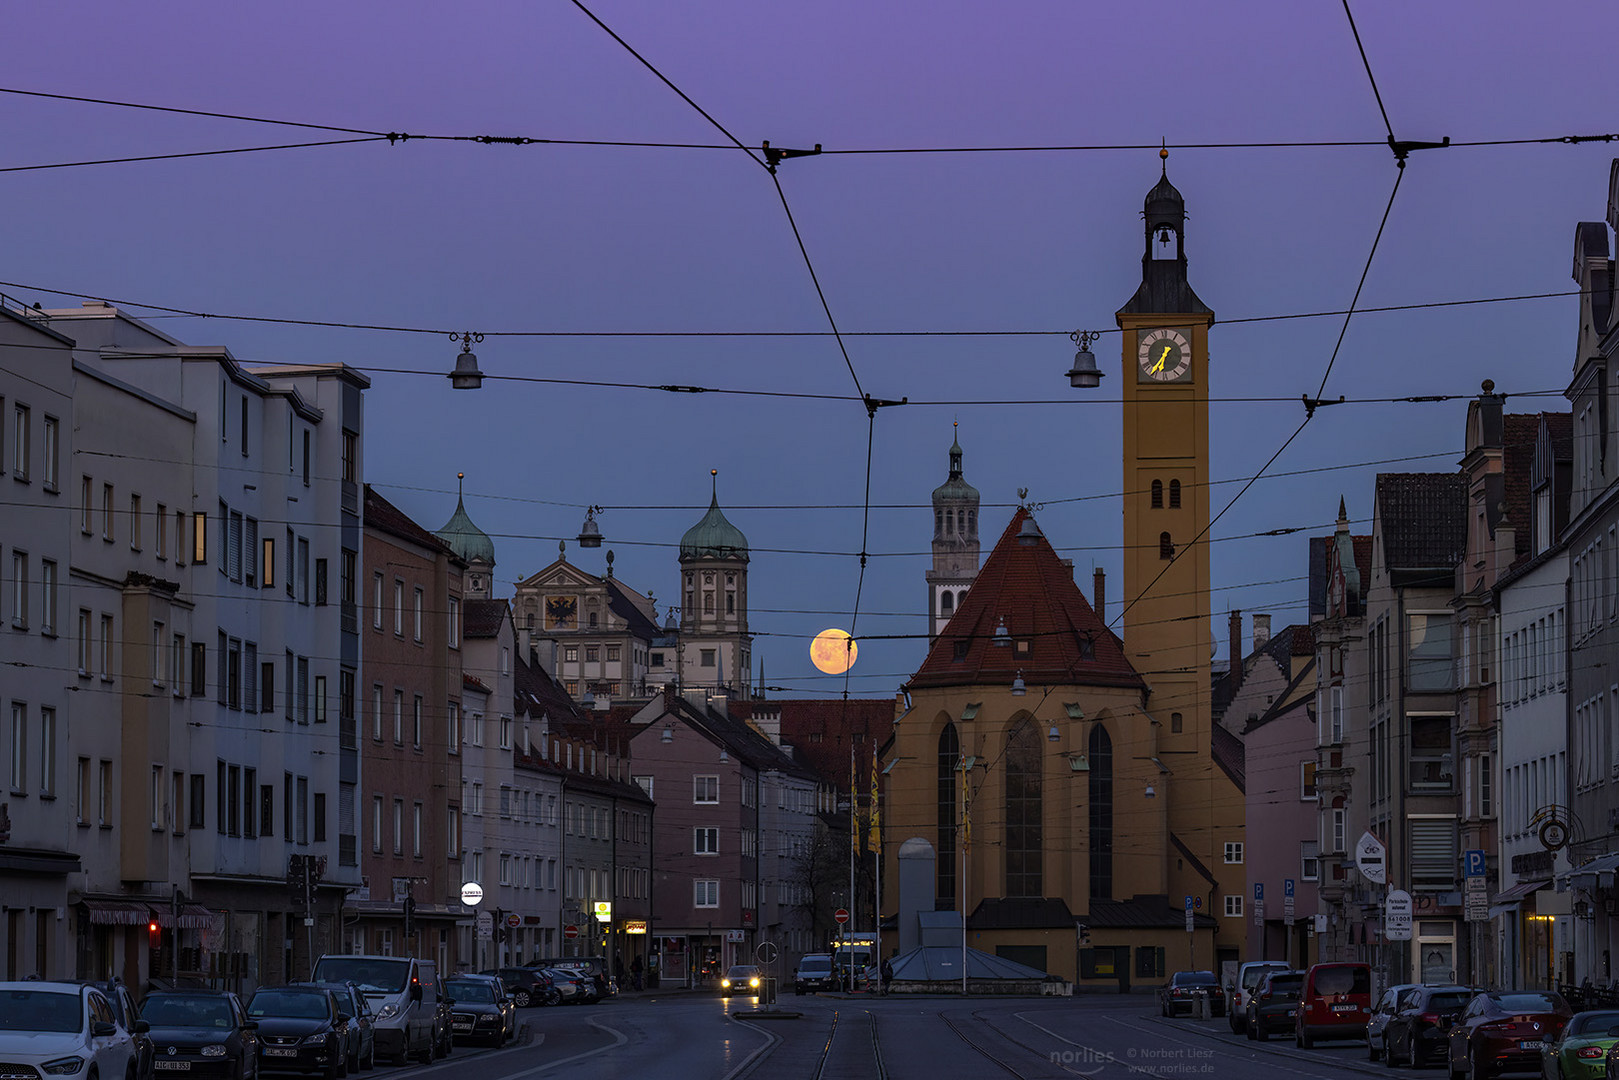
[1313,966,1369,995]
[1493,993,1563,1013]
[312,957,412,994]
[1566,1011,1619,1036]
[727,967,759,979]
[1425,992,1473,1012]
[1175,972,1216,986]
[447,983,495,1004]
[1266,975,1304,993]
[248,991,328,1020]
[142,996,236,1028]
[0,989,81,1033]
[1243,967,1283,988]
[800,959,832,972]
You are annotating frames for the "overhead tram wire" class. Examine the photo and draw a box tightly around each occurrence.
[0,137,394,175]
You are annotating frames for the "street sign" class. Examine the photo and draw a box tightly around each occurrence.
[834,908,850,925]
[476,910,493,941]
[1184,895,1194,933]
[1465,877,1489,923]
[1284,878,1296,926]
[1283,879,1295,898]
[504,913,522,929]
[1355,831,1388,884]
[563,924,579,940]
[1464,849,1487,878]
[594,901,613,923]
[1252,899,1264,927]
[756,941,778,965]
[1386,890,1413,941]
[460,881,484,907]
[1254,883,1264,902]
[726,929,746,943]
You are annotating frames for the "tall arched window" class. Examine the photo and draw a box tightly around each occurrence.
[935,509,943,535]
[1160,532,1174,559]
[937,724,959,910]
[1169,479,1182,508]
[940,591,954,616]
[946,508,955,534]
[1088,725,1113,899]
[1004,718,1043,897]
[1150,479,1164,508]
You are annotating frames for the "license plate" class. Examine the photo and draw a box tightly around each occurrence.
[155,1063,192,1071]
[1519,1040,1544,1050]
[1284,1010,1296,1017]
[1331,1004,1357,1013]
[265,1048,297,1057]
[454,1024,472,1032]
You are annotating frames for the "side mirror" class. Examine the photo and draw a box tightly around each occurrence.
[444,998,456,1009]
[134,1020,150,1034]
[244,1020,259,1031]
[409,982,423,1003]
[92,1021,117,1037]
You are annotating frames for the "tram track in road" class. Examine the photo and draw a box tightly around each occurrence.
[811,1008,888,1080]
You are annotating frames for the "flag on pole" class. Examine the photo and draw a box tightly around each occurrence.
[960,762,971,855]
[869,741,881,856]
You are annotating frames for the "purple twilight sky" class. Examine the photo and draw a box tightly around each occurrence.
[3,0,1617,695]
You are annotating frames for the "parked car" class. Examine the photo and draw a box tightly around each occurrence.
[454,975,513,1042]
[1549,1008,1619,1080]
[246,985,348,1078]
[794,954,837,996]
[719,965,762,999]
[551,968,598,1004]
[527,956,611,998]
[1382,984,1479,1067]
[1445,990,1571,1080]
[444,977,511,1048]
[1226,961,1289,1033]
[1243,970,1303,1041]
[0,981,142,1080]
[1365,983,1423,1062]
[539,969,584,1005]
[482,968,557,1008]
[140,989,260,1079]
[310,954,439,1066]
[1294,962,1372,1048]
[1159,971,1223,1018]
[85,979,155,1080]
[299,982,375,1073]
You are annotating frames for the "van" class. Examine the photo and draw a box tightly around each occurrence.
[1294,962,1373,1048]
[1226,961,1290,1033]
[312,954,441,1064]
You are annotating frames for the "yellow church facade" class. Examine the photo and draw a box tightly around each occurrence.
[881,161,1245,989]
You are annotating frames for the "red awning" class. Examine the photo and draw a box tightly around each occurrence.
[156,904,217,930]
[83,901,152,927]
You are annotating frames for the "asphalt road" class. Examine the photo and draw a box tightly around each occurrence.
[350,991,1547,1080]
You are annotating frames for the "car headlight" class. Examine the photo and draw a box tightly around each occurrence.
[302,1033,331,1046]
[377,1003,398,1019]
[41,1058,87,1077]
[721,979,730,988]
[201,1045,228,1058]
[749,979,759,988]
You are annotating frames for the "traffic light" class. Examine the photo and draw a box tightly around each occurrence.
[148,920,161,950]
[1078,924,1091,945]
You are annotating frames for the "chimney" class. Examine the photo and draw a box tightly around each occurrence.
[1253,613,1272,652]
[1228,609,1243,673]
[1093,568,1106,622]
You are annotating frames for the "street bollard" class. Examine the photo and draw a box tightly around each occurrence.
[1194,989,1211,1020]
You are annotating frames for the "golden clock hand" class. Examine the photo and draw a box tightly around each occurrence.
[1150,345,1170,374]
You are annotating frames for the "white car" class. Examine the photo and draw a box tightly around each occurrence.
[0,980,142,1080]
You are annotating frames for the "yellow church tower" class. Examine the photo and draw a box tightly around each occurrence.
[1115,152,1243,963]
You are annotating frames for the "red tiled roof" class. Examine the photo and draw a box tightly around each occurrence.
[464,598,509,639]
[907,509,1143,691]
[364,485,457,558]
[729,698,895,790]
[1352,535,1373,586]
[1211,723,1245,793]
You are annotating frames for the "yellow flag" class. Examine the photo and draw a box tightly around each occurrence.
[869,741,881,856]
[960,763,971,854]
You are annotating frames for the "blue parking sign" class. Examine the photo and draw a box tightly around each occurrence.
[1464,850,1486,878]
[1284,878,1295,898]
[1254,883,1264,901]
[1185,895,1194,912]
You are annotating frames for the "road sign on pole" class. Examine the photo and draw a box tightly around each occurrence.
[834,908,850,925]
[1386,890,1413,940]
[1283,878,1296,927]
[564,924,579,940]
[1355,831,1388,883]
[1184,895,1194,933]
[1464,850,1487,878]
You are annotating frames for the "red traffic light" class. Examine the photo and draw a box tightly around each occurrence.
[147,920,161,948]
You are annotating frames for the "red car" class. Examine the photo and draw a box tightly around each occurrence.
[1294,962,1371,1048]
[1444,990,1571,1080]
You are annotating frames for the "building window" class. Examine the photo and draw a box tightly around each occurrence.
[1150,479,1163,508]
[373,572,384,629]
[315,558,327,606]
[447,702,461,754]
[156,505,167,560]
[296,538,309,604]
[1003,718,1043,898]
[1170,711,1183,733]
[412,696,423,748]
[10,703,26,793]
[1159,532,1174,560]
[693,775,719,803]
[371,796,383,852]
[10,550,27,629]
[694,880,719,908]
[1301,840,1320,882]
[1224,895,1243,918]
[412,802,422,857]
[393,581,404,635]
[80,476,92,533]
[1224,842,1243,864]
[193,510,208,563]
[446,805,460,858]
[499,715,512,749]
[393,799,403,854]
[41,415,57,490]
[694,827,719,855]
[1330,807,1346,853]
[1300,761,1318,800]
[98,759,112,826]
[1407,612,1454,692]
[102,484,115,541]
[448,597,460,648]
[1409,715,1454,791]
[413,588,423,642]
[341,430,357,483]
[1169,479,1181,508]
[38,707,55,797]
[700,649,716,668]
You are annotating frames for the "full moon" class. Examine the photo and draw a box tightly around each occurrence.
[810,628,858,675]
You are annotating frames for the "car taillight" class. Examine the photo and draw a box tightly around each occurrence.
[1478,1022,1513,1034]
[1419,1013,1441,1024]
[1579,1047,1606,1059]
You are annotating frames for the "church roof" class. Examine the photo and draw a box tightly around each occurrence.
[364,485,457,560]
[931,431,979,504]
[907,508,1144,691]
[435,491,495,567]
[679,480,749,562]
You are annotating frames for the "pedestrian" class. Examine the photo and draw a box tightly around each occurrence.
[881,957,893,996]
[630,955,644,991]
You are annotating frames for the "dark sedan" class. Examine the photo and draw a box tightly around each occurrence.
[1160,971,1224,1018]
[246,987,348,1078]
[1383,984,1478,1067]
[1445,990,1571,1080]
[141,990,259,1080]
[296,983,373,1073]
[481,969,557,1009]
[442,979,508,1048]
[1243,970,1303,1041]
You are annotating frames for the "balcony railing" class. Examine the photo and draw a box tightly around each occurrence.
[1409,755,1454,792]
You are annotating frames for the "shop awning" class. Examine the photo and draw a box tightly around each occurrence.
[156,904,217,930]
[1488,878,1551,918]
[82,900,153,927]
[1559,852,1619,889]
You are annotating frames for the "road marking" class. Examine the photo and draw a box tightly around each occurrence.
[484,1015,628,1080]
[724,1013,784,1080]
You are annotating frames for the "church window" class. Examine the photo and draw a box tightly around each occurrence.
[1171,712,1183,733]
[946,509,954,534]
[685,590,694,613]
[1169,479,1182,508]
[704,573,713,586]
[704,593,715,614]
[940,592,954,616]
[1159,532,1174,560]
[937,724,959,910]
[1088,725,1114,900]
[700,650,716,668]
[725,593,734,614]
[726,574,734,586]
[967,510,975,533]
[1151,480,1163,508]
[685,572,693,585]
[1004,718,1043,897]
[935,510,943,535]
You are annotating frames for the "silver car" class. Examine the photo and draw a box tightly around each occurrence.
[0,981,142,1080]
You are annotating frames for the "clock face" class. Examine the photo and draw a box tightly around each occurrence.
[1137,328,1192,383]
[544,595,578,629]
